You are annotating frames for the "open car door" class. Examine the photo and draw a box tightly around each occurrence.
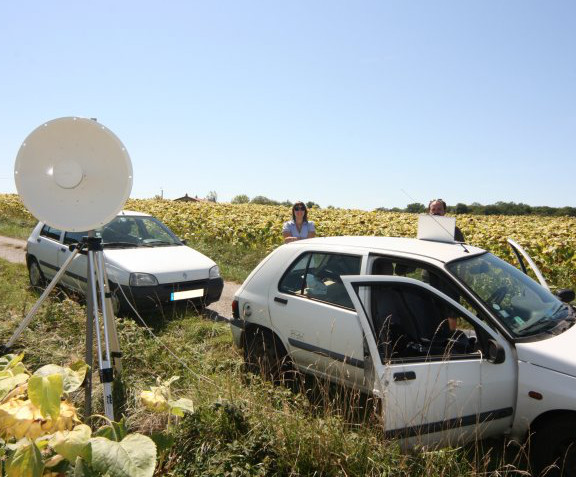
[342,275,516,449]
[507,238,548,290]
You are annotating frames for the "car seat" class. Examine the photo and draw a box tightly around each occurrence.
[372,286,421,360]
[372,259,394,275]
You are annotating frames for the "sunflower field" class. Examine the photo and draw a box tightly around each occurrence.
[2,194,576,289]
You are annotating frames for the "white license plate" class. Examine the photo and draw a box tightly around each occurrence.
[171,289,204,301]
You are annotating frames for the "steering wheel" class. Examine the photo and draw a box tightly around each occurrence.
[487,286,507,305]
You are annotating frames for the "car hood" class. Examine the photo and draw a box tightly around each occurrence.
[104,245,216,283]
[516,322,576,378]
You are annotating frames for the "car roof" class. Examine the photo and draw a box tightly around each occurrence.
[36,210,153,229]
[116,210,152,217]
[291,236,485,264]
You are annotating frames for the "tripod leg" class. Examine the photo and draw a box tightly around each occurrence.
[2,246,81,351]
[101,269,122,373]
[84,238,96,420]
[87,250,115,421]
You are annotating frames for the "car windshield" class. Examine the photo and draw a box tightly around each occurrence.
[96,216,182,248]
[447,252,574,338]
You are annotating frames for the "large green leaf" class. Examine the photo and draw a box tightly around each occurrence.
[6,438,44,477]
[0,353,25,372]
[149,431,175,454]
[34,361,88,393]
[73,456,98,477]
[0,362,27,379]
[90,434,157,477]
[50,424,92,462]
[93,417,128,442]
[28,374,63,420]
[168,397,195,417]
[0,372,29,402]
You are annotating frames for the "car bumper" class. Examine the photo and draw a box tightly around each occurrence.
[230,318,244,348]
[116,277,224,311]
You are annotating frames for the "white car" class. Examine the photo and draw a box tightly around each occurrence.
[26,210,223,314]
[231,235,576,475]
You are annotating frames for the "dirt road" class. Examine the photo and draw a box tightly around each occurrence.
[0,236,239,321]
[0,236,26,264]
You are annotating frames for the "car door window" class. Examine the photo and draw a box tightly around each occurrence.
[371,256,487,327]
[279,252,362,308]
[368,282,483,363]
[40,225,62,241]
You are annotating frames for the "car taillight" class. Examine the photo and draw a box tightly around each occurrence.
[232,299,239,319]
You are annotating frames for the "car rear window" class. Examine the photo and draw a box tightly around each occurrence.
[40,225,62,241]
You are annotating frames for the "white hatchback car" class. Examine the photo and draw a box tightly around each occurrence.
[231,235,576,475]
[26,210,223,314]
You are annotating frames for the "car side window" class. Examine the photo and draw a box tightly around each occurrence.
[40,225,62,241]
[279,252,362,309]
[369,282,482,363]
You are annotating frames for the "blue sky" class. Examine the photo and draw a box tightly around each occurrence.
[1,1,575,210]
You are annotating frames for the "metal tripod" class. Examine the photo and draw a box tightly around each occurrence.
[2,235,122,421]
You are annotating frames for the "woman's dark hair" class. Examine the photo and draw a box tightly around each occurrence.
[292,201,308,222]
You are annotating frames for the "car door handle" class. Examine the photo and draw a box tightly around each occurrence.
[274,297,288,305]
[60,247,67,252]
[393,371,416,382]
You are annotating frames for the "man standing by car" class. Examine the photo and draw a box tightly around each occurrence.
[428,199,465,242]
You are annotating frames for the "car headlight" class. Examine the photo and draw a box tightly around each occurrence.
[129,273,159,287]
[209,265,221,279]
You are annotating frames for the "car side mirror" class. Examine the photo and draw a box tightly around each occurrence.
[555,288,575,303]
[180,238,187,245]
[487,339,505,364]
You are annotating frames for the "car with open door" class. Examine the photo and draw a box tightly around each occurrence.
[26,210,223,315]
[230,231,576,476]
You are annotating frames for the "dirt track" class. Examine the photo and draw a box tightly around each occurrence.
[0,235,239,321]
[0,236,26,264]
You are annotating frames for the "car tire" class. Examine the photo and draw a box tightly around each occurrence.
[111,290,121,316]
[107,283,124,317]
[243,327,293,383]
[28,258,46,289]
[531,415,576,477]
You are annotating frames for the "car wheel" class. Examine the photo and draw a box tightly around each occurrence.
[28,259,46,289]
[531,415,576,477]
[107,284,125,317]
[111,291,121,316]
[243,327,293,384]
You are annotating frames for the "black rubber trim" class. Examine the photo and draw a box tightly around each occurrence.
[288,338,364,369]
[230,318,245,330]
[384,407,514,439]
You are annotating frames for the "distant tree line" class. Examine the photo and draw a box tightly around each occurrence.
[231,194,321,209]
[378,201,576,217]
[229,195,575,216]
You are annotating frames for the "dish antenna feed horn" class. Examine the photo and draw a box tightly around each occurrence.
[5,117,133,421]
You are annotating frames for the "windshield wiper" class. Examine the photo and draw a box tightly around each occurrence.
[518,305,569,335]
[141,240,176,247]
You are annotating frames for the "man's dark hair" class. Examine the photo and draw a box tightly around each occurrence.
[428,199,447,213]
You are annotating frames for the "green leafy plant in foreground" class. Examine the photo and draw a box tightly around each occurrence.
[0,353,159,476]
[140,375,195,418]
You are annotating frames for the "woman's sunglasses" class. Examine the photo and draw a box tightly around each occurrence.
[293,206,306,211]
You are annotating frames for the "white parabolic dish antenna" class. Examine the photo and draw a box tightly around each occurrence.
[14,117,133,232]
